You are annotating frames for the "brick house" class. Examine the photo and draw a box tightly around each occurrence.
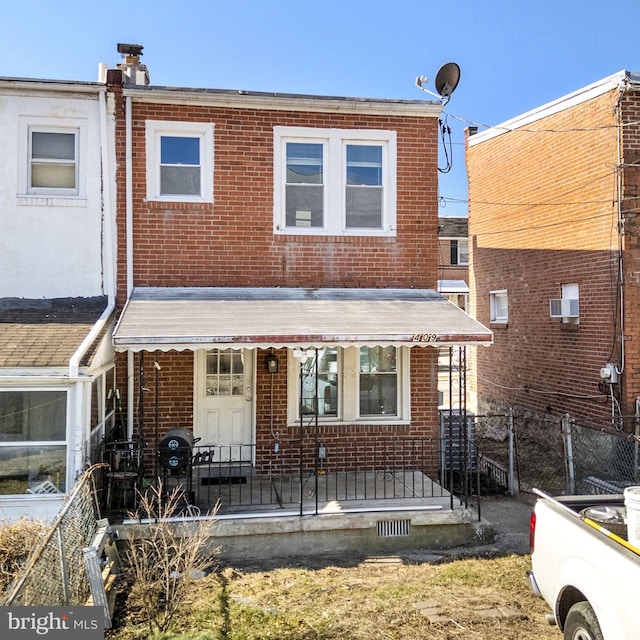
[438,216,469,311]
[0,76,117,520]
[466,70,640,428]
[105,48,491,505]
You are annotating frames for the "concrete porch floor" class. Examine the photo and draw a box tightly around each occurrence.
[115,470,494,562]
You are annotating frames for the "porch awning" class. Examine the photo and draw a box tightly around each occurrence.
[437,280,469,294]
[112,287,492,352]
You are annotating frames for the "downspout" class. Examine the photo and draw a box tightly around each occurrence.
[125,95,135,436]
[69,88,116,379]
[614,77,627,379]
[68,87,117,476]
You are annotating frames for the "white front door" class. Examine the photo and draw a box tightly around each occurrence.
[194,349,254,461]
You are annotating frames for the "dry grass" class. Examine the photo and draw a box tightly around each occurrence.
[107,553,560,639]
[0,516,48,600]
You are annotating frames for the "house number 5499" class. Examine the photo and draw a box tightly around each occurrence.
[412,333,437,342]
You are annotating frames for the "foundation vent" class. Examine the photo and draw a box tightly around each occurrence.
[377,519,411,537]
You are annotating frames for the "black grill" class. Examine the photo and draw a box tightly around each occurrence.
[157,428,196,473]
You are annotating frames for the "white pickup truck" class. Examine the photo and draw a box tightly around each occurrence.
[528,488,640,640]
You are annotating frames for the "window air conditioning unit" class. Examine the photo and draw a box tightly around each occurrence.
[549,298,579,318]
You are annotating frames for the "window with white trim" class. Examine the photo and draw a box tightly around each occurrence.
[29,129,78,193]
[0,389,68,495]
[288,346,408,423]
[490,290,508,323]
[18,117,88,199]
[146,120,214,202]
[274,127,397,236]
[450,239,469,265]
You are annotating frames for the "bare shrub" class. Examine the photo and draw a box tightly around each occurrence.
[121,482,219,636]
[0,516,48,599]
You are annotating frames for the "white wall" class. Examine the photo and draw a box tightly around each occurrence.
[0,85,105,298]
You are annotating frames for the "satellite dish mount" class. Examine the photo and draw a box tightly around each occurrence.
[415,62,460,105]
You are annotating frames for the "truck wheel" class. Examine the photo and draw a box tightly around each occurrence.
[564,601,604,640]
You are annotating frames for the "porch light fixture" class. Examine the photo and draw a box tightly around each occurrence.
[265,354,279,374]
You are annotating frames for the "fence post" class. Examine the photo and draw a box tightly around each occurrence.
[562,414,576,494]
[508,408,516,496]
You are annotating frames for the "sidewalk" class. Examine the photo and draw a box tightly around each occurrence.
[400,494,535,564]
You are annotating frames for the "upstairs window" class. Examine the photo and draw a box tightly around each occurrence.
[450,239,469,265]
[146,121,214,203]
[285,142,324,227]
[29,129,78,194]
[275,127,397,236]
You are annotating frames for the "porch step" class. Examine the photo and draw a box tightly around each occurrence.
[191,461,255,480]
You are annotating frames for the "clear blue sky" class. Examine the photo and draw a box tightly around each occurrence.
[2,0,638,216]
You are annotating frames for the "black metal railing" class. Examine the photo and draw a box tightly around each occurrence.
[150,434,479,516]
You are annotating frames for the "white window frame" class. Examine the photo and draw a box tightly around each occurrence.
[274,126,397,236]
[286,346,409,425]
[145,120,214,203]
[490,290,508,323]
[18,117,87,199]
[455,239,469,265]
[0,387,71,496]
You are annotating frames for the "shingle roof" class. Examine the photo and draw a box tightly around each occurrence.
[438,217,468,238]
[0,297,109,368]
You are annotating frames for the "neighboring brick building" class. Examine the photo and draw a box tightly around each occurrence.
[106,47,491,485]
[466,70,640,428]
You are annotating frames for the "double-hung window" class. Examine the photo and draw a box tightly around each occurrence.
[450,239,469,265]
[289,346,408,424]
[146,120,214,203]
[275,127,397,236]
[29,129,78,193]
[18,117,88,201]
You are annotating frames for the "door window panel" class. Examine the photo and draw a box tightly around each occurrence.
[206,349,244,396]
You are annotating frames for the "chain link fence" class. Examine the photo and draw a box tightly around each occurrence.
[3,464,105,606]
[469,410,640,497]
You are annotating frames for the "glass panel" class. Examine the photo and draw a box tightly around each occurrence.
[32,132,75,160]
[345,186,382,228]
[219,352,232,375]
[286,185,323,227]
[359,347,397,416]
[286,143,323,184]
[206,350,244,397]
[458,239,469,265]
[0,445,67,495]
[161,136,200,165]
[346,145,382,185]
[0,391,66,441]
[231,375,244,395]
[160,165,201,195]
[300,348,338,416]
[91,375,101,429]
[31,164,76,189]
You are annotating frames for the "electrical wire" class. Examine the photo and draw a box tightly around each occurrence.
[475,371,606,401]
[438,114,453,173]
[444,111,640,135]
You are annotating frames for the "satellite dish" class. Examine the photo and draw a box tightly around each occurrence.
[434,62,460,99]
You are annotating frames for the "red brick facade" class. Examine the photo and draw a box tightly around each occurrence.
[107,69,445,470]
[467,75,640,426]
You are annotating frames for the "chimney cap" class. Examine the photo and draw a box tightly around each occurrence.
[117,43,144,57]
